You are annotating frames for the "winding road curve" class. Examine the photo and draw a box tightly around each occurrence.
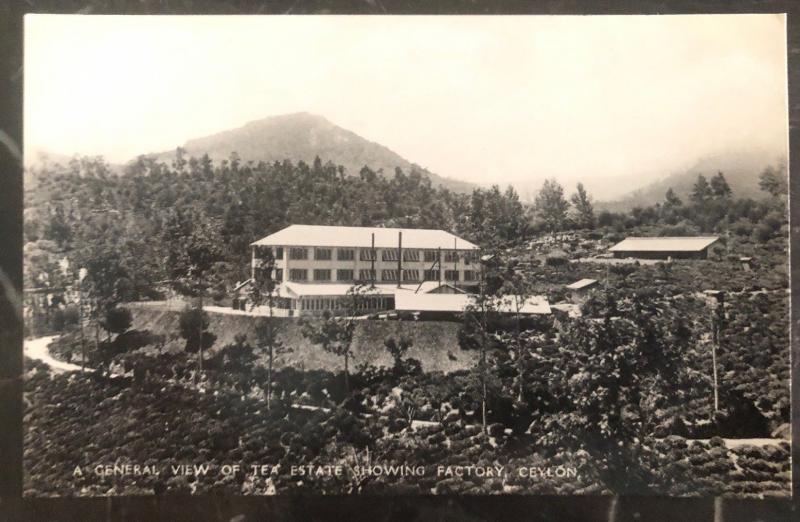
[24,336,83,373]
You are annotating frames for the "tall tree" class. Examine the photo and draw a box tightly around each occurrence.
[459,264,501,434]
[534,179,569,239]
[661,188,683,224]
[499,268,533,402]
[709,172,732,199]
[570,182,596,229]
[759,163,788,198]
[664,188,682,208]
[249,249,288,409]
[690,174,712,206]
[165,214,224,381]
[301,284,375,391]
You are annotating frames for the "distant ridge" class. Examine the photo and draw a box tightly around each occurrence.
[600,149,785,212]
[145,112,475,193]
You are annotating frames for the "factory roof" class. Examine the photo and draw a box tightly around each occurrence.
[251,225,479,250]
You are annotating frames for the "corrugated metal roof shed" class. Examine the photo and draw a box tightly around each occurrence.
[566,278,598,290]
[251,225,479,250]
[609,236,719,252]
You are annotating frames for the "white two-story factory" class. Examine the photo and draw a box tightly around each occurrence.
[247,224,485,317]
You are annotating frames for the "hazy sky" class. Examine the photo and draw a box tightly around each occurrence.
[25,14,787,196]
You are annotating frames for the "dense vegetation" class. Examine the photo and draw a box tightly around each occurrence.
[23,152,789,497]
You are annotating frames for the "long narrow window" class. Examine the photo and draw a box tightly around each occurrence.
[402,250,420,262]
[313,269,331,281]
[424,250,438,263]
[445,270,459,281]
[382,249,399,262]
[403,269,420,282]
[424,269,440,281]
[289,247,308,260]
[315,248,332,261]
[289,269,308,281]
[360,248,376,261]
[382,269,399,282]
[463,270,476,281]
[337,248,355,261]
[359,269,375,281]
[337,269,354,282]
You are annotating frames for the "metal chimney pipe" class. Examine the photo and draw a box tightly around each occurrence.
[371,233,375,287]
[438,246,442,288]
[454,238,458,279]
[397,231,403,288]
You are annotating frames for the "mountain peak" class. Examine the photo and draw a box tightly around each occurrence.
[242,111,331,128]
[148,113,474,193]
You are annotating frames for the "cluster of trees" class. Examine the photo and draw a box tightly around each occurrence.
[25,153,529,298]
[532,180,596,236]
[24,153,533,340]
[528,165,787,243]
[21,149,791,499]
[594,168,787,240]
[25,151,786,339]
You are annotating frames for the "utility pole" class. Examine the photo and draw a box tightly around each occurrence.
[78,268,87,372]
[479,259,488,434]
[705,290,724,413]
[78,279,85,371]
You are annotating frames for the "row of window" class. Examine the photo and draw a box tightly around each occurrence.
[265,246,476,263]
[287,268,476,282]
[298,296,394,312]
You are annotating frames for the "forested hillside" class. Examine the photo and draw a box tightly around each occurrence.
[145,112,476,193]
[22,149,790,498]
[603,150,785,212]
[23,153,528,301]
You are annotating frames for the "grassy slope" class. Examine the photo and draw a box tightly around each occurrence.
[128,306,476,374]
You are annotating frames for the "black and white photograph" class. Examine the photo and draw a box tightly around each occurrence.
[21,13,791,499]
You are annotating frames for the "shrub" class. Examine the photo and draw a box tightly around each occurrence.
[178,306,216,353]
[101,306,133,335]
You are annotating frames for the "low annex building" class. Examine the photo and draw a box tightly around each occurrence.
[394,293,551,320]
[608,236,720,260]
[565,278,598,304]
[247,225,482,317]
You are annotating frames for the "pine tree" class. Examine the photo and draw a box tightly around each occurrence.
[534,179,569,238]
[570,182,596,229]
[710,172,732,199]
[690,175,712,206]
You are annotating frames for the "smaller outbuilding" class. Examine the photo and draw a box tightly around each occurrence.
[565,278,599,304]
[608,236,720,260]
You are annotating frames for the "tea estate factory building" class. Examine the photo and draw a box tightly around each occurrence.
[247,224,520,317]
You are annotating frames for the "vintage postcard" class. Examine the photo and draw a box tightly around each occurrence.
[22,14,790,498]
